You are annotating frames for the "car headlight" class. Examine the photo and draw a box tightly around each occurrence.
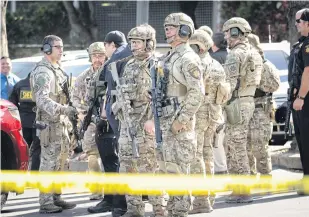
[7,104,21,121]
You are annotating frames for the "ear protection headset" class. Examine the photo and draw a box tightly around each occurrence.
[190,44,200,54]
[179,25,191,38]
[41,42,52,55]
[230,27,242,38]
[145,39,154,52]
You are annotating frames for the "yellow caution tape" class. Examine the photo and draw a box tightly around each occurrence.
[1,170,308,195]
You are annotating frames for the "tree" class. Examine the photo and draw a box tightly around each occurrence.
[62,1,98,46]
[6,2,70,44]
[1,0,8,57]
[221,1,289,43]
[287,1,309,47]
[179,1,198,29]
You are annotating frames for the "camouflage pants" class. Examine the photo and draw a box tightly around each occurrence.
[39,122,69,206]
[83,123,101,172]
[190,110,219,211]
[247,107,272,175]
[159,128,196,217]
[224,100,255,175]
[118,125,165,217]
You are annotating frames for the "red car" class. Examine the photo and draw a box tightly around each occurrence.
[1,99,29,210]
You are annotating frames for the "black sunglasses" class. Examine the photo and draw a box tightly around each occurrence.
[296,19,301,23]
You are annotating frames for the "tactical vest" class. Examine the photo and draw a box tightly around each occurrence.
[256,60,280,95]
[164,50,190,102]
[122,58,152,116]
[204,58,229,105]
[291,41,305,89]
[237,44,263,97]
[30,61,68,121]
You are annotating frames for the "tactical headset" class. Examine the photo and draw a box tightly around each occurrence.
[230,27,242,38]
[145,39,155,52]
[178,25,192,38]
[41,42,52,55]
[190,44,200,54]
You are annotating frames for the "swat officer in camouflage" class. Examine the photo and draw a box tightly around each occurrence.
[159,13,203,217]
[72,42,107,200]
[247,34,280,176]
[112,24,166,217]
[30,35,77,213]
[222,18,263,203]
[188,29,230,214]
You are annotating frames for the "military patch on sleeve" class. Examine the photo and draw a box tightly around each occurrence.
[228,64,237,73]
[186,63,201,79]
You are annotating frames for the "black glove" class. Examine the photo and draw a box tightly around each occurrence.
[96,119,109,134]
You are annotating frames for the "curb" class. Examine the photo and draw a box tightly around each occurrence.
[271,151,302,170]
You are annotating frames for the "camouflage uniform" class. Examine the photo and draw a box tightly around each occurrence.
[113,24,165,217]
[30,56,77,212]
[159,13,203,217]
[222,18,263,202]
[247,34,280,175]
[188,29,230,213]
[72,42,106,200]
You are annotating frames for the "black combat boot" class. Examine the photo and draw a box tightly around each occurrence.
[53,199,77,209]
[87,200,113,213]
[39,204,62,214]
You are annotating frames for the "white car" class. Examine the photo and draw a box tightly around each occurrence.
[11,51,90,80]
[261,42,294,144]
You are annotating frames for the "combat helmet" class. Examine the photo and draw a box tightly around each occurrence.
[87,42,106,61]
[247,33,264,59]
[88,42,106,55]
[199,25,213,37]
[164,13,195,38]
[127,24,156,51]
[222,17,252,36]
[189,29,214,52]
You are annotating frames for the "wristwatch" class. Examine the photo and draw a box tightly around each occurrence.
[297,95,305,100]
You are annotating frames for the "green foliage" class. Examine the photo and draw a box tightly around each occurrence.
[7,1,69,44]
[221,1,289,42]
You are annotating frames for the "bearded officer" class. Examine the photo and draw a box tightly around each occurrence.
[72,42,107,200]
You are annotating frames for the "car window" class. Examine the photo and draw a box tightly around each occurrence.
[280,75,288,82]
[63,64,91,77]
[263,50,289,70]
[12,62,37,79]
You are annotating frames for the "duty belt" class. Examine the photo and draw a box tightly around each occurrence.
[161,97,179,117]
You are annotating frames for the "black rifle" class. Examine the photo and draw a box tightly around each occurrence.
[284,88,293,139]
[110,62,139,157]
[81,79,106,137]
[284,56,302,139]
[150,59,163,149]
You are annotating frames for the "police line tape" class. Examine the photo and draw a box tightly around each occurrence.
[1,170,308,195]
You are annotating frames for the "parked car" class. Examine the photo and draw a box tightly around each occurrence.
[260,42,294,144]
[11,50,90,80]
[1,99,29,210]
